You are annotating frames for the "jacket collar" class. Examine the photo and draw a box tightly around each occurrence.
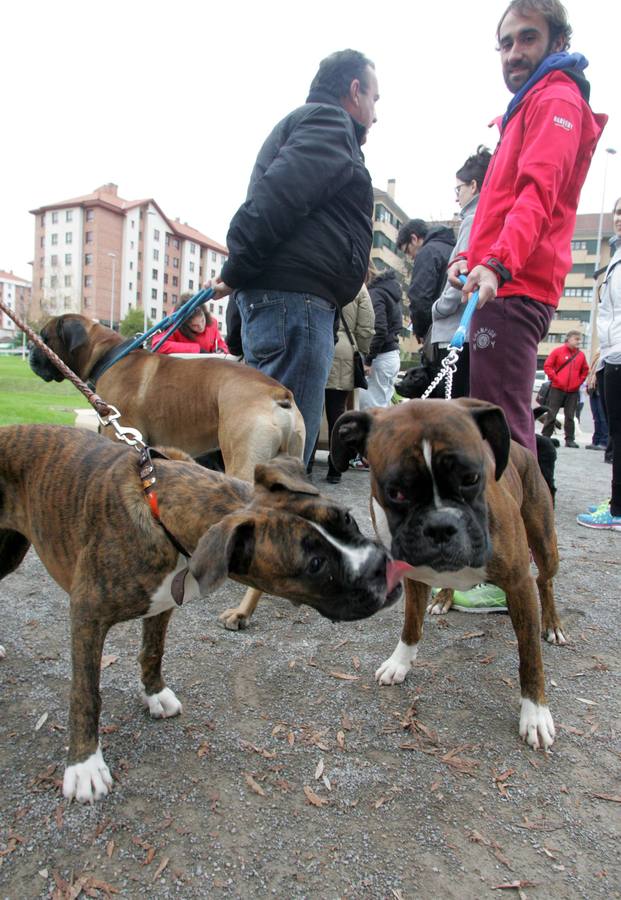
[502,51,589,131]
[306,87,367,146]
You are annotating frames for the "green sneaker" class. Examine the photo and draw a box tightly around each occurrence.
[451,583,508,613]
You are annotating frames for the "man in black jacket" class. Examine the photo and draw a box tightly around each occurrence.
[397,219,455,343]
[212,50,379,465]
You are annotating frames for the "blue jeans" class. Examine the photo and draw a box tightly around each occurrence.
[236,290,336,465]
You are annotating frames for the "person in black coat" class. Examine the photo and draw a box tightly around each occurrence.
[359,269,403,409]
[208,50,380,467]
[397,219,456,342]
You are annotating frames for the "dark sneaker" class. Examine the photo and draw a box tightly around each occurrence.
[565,440,579,448]
[585,444,606,451]
[326,473,342,484]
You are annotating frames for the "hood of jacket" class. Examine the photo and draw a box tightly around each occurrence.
[369,271,402,305]
[422,225,456,250]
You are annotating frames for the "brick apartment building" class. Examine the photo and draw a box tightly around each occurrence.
[30,184,229,334]
[0,271,32,342]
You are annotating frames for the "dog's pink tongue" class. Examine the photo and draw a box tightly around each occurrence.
[386,559,414,593]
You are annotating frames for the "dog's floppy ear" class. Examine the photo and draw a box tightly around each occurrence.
[254,456,319,496]
[330,410,374,472]
[189,515,256,594]
[457,398,511,481]
[57,316,88,355]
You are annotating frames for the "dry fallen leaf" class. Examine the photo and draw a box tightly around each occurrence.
[106,840,115,859]
[352,656,361,670]
[152,856,170,882]
[100,654,119,670]
[196,741,210,758]
[34,713,48,732]
[591,793,621,803]
[328,671,359,681]
[456,631,485,641]
[336,730,346,750]
[244,774,266,797]
[576,697,597,706]
[287,732,295,747]
[303,785,328,807]
[322,774,332,791]
[315,759,325,780]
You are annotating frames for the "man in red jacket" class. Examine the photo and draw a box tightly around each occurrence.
[448,0,607,455]
[542,330,589,447]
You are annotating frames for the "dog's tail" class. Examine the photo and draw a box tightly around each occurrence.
[274,398,305,460]
[0,529,31,580]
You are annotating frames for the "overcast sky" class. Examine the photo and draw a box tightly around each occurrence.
[2,0,618,278]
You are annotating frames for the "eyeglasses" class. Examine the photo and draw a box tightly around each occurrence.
[455,183,468,196]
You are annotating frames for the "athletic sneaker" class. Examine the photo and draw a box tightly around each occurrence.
[576,506,621,531]
[586,499,610,513]
[451,583,508,613]
[349,455,369,470]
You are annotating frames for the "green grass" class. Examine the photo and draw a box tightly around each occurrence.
[0,356,90,426]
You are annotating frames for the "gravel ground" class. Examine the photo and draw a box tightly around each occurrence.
[0,427,619,899]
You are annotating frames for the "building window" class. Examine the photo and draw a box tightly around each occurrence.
[165,255,169,265]
[151,307,157,318]
[84,275,93,287]
[39,278,43,288]
[51,254,58,266]
[129,281,133,291]
[65,232,72,244]
[40,236,45,247]
[163,273,168,284]
[152,268,158,280]
[163,292,168,303]
[189,262,195,272]
[85,254,92,266]
[39,256,44,266]
[64,275,72,287]
[129,261,133,270]
[40,214,45,226]
[218,306,223,316]
[85,231,93,243]
[154,229,160,241]
[153,249,159,261]
[51,233,58,245]
[188,280,194,290]
[172,294,178,304]
[86,209,95,222]
[211,251,216,261]
[138,251,142,262]
[65,253,72,265]
[84,296,90,306]
[190,242,196,254]
[210,269,216,278]
[151,288,157,300]
[51,275,58,288]
[130,241,135,250]
[165,235,170,246]
[64,296,72,309]
[66,210,73,222]
[173,258,179,268]
[137,271,141,281]
[52,211,59,224]
[173,238,180,250]
[172,276,178,287]
[130,219,135,229]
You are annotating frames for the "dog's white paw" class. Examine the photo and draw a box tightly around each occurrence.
[141,686,183,719]
[519,698,555,750]
[375,640,419,685]
[219,608,249,631]
[544,626,567,645]
[428,594,453,615]
[63,745,113,803]
[0,644,5,659]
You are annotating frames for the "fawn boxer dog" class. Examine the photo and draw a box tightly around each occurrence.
[0,425,402,802]
[29,313,306,631]
[331,398,565,750]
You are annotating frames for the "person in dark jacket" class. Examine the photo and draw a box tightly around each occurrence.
[359,269,403,409]
[396,219,455,342]
[209,50,379,466]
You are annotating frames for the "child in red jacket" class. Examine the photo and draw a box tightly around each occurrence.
[155,303,229,355]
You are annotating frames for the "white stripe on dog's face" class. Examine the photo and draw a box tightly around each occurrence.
[422,440,441,509]
[310,522,375,576]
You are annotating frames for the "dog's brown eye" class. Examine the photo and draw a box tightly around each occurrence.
[308,556,326,575]
[462,473,480,486]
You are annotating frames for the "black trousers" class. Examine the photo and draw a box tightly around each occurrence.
[541,387,579,442]
[599,363,621,516]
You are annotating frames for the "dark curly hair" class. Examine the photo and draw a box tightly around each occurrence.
[456,146,493,192]
[175,297,212,340]
[497,0,572,51]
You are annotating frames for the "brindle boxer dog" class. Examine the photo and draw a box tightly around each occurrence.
[0,425,402,802]
[29,313,306,632]
[331,398,565,751]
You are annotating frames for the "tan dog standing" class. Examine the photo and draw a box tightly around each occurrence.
[331,398,565,750]
[29,313,306,630]
[0,425,401,802]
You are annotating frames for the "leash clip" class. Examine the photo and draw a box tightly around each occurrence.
[97,405,146,449]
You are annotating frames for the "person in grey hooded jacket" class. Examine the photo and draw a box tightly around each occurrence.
[430,146,492,397]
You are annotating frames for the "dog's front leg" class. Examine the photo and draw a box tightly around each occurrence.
[375,579,429,685]
[219,587,262,631]
[139,610,183,718]
[505,575,555,750]
[63,611,113,803]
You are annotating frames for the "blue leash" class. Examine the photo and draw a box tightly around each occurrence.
[420,276,479,400]
[88,287,216,385]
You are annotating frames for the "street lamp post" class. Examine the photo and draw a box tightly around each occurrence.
[107,252,117,330]
[588,147,617,358]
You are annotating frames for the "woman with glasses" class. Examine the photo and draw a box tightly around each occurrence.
[429,146,492,397]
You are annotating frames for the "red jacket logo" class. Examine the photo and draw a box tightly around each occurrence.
[553,115,573,131]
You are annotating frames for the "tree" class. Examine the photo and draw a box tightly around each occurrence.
[119,308,152,337]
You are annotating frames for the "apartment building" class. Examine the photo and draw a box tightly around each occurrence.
[538,211,614,362]
[30,184,228,333]
[0,270,32,342]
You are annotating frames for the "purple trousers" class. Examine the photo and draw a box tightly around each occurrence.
[469,296,554,455]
